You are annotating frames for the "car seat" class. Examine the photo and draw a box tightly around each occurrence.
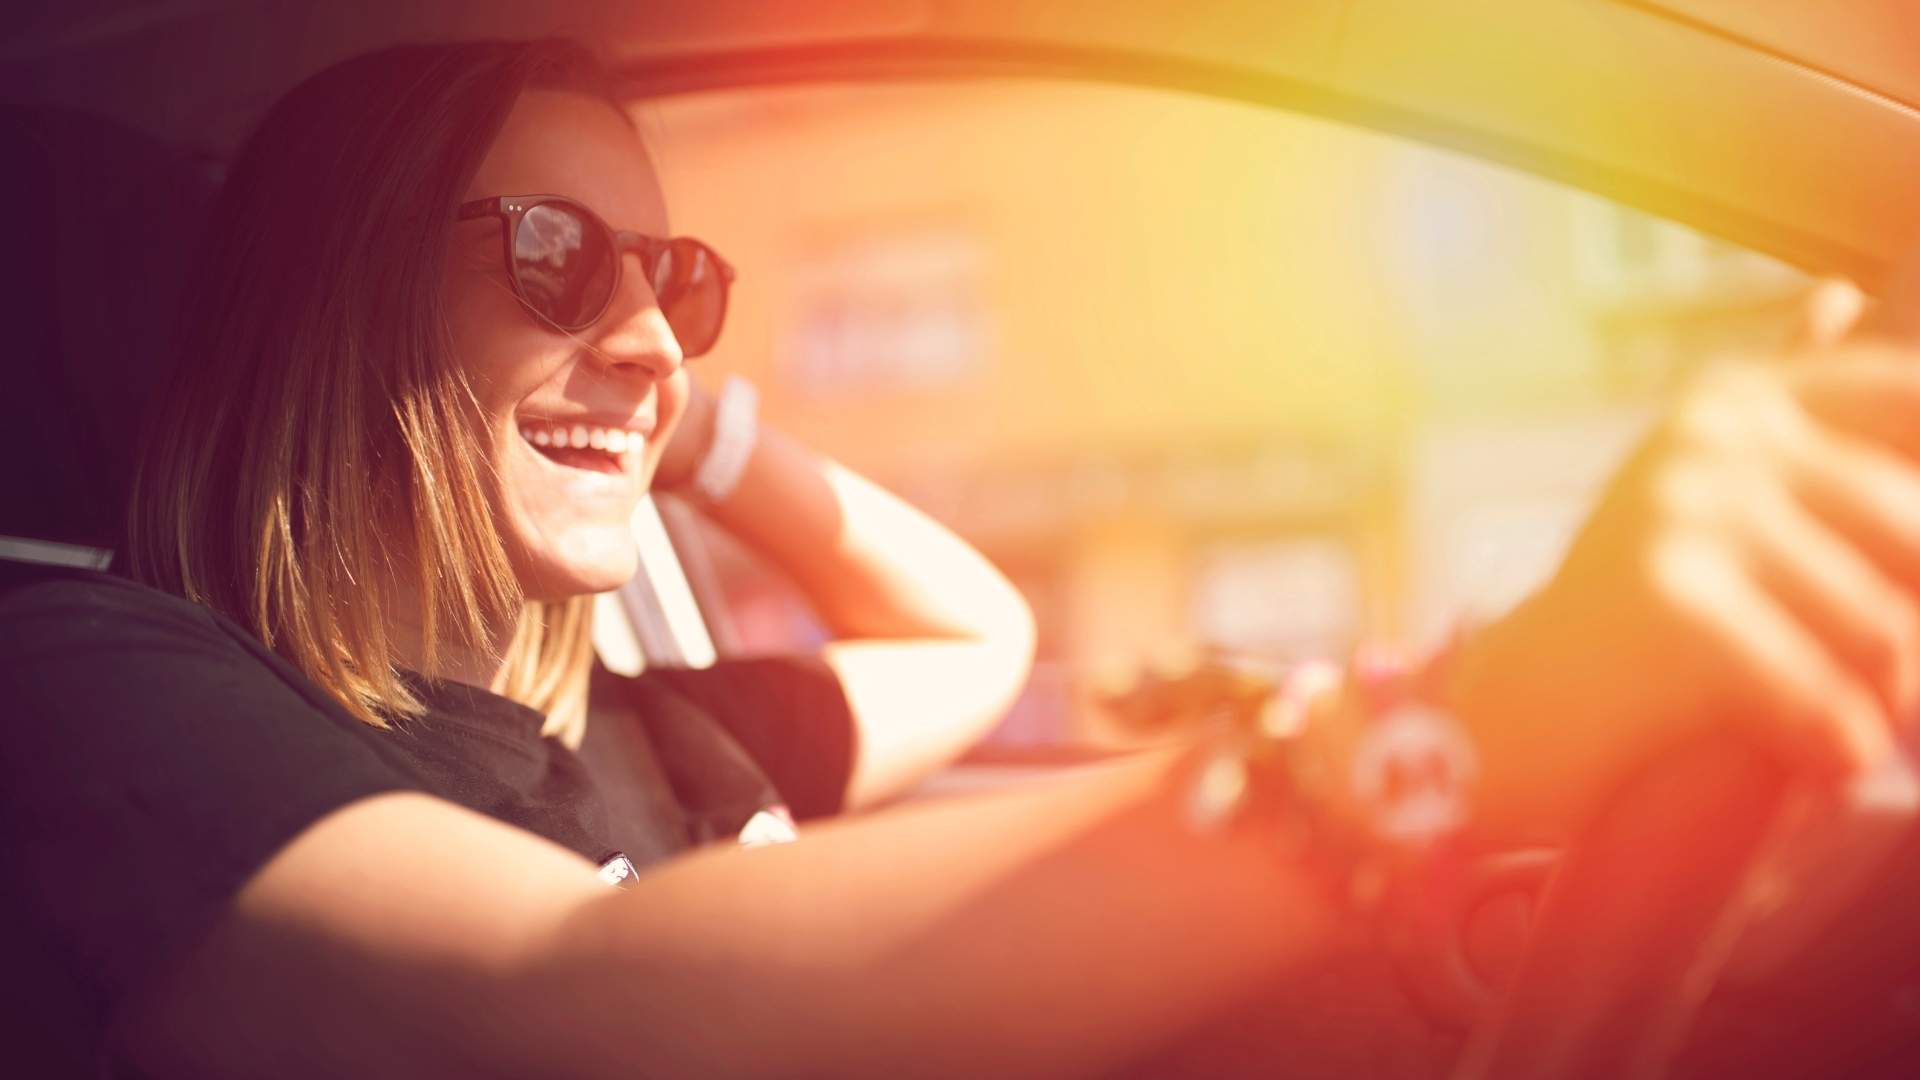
[0,106,215,568]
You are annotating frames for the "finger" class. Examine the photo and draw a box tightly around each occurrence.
[1794,353,1920,464]
[1787,279,1869,351]
[1740,478,1920,724]
[1788,427,1920,600]
[1658,538,1898,779]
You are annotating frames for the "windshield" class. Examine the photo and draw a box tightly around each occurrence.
[641,77,1810,749]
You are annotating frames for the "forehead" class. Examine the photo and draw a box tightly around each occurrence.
[465,89,667,233]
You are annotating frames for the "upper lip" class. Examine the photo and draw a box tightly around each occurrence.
[518,411,656,437]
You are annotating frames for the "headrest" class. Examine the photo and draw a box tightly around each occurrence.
[0,107,215,551]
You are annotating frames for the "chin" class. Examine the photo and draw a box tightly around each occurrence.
[515,531,640,602]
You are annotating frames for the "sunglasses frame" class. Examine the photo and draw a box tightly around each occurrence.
[456,193,736,357]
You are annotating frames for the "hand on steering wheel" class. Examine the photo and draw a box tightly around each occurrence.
[1447,278,1920,1077]
[1451,293,1920,839]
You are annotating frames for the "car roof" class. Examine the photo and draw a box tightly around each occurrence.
[2,1,1915,285]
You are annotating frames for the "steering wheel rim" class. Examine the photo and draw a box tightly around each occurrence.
[1451,734,1791,1079]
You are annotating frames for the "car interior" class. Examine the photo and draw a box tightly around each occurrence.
[6,2,1920,1074]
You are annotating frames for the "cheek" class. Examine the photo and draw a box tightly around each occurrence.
[445,266,564,414]
[466,335,568,422]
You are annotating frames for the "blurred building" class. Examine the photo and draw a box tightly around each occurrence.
[643,79,1807,745]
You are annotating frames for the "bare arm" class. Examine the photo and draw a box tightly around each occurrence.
[121,327,1920,1078]
[118,751,1349,1079]
[663,388,1036,810]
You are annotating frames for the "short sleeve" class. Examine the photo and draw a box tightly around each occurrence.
[0,569,422,1061]
[637,655,855,820]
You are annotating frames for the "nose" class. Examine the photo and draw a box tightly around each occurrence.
[586,252,683,381]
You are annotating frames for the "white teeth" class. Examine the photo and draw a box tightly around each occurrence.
[521,422,638,456]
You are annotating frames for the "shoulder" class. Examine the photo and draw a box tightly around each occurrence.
[0,565,410,780]
[0,562,212,614]
[0,566,359,722]
[0,565,230,656]
[628,654,854,754]
[0,565,427,1059]
[625,655,855,819]
[0,567,242,715]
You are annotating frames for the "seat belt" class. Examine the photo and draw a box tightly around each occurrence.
[594,495,719,676]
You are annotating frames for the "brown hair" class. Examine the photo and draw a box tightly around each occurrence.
[126,40,631,743]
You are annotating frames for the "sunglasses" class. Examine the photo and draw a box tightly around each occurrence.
[456,194,736,358]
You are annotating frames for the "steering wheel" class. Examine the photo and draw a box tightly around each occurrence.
[1451,731,1920,1078]
[1097,654,1914,1075]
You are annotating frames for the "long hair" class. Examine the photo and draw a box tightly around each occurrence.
[126,40,630,744]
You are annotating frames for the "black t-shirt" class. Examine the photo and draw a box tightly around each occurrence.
[0,566,853,1074]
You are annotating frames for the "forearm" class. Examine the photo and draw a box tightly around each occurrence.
[537,748,1352,1079]
[117,717,1362,1079]
[674,415,1036,805]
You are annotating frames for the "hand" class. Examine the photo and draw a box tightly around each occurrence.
[652,379,716,493]
[1455,288,1920,836]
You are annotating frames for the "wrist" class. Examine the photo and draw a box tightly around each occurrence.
[655,385,717,493]
[656,376,758,505]
[688,376,759,506]
[1340,638,1480,847]
[1442,601,1582,841]
[1184,642,1479,912]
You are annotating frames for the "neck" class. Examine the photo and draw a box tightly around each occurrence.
[407,630,511,691]
[383,571,520,693]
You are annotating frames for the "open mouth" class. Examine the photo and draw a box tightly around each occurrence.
[519,421,640,475]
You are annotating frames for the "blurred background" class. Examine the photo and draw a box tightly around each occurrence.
[638,77,1810,748]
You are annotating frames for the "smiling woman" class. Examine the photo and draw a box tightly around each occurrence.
[123,49,756,744]
[23,37,1050,1072]
[123,45,630,736]
[117,34,1041,809]
[11,29,1920,1080]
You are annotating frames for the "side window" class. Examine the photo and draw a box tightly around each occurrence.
[641,80,1810,749]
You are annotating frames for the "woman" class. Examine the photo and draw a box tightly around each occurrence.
[124,38,1037,833]
[5,39,1918,1078]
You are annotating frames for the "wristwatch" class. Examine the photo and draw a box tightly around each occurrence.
[691,375,758,504]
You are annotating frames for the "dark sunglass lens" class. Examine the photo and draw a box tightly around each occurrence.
[512,203,615,328]
[657,239,728,357]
